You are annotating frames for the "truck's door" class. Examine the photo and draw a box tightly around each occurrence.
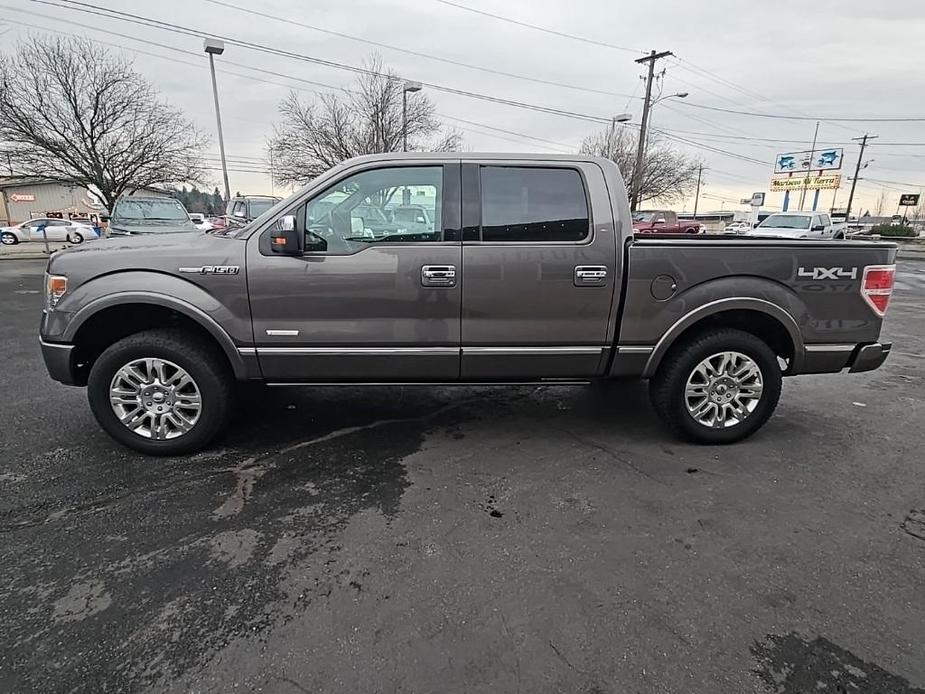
[460,161,618,379]
[246,162,462,382]
[664,211,678,232]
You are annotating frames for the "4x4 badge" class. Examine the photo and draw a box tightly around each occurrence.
[178,265,240,275]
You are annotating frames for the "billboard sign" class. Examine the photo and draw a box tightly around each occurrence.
[8,193,36,202]
[774,148,844,174]
[770,175,841,192]
[899,193,920,207]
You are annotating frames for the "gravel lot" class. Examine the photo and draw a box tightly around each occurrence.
[2,258,924,693]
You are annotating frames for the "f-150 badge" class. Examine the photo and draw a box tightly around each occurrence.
[178,265,240,275]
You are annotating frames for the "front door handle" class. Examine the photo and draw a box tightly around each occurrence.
[574,265,608,286]
[422,264,457,287]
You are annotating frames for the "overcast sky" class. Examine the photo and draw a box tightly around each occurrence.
[4,0,925,214]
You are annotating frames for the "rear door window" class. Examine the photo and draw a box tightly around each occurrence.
[479,166,590,242]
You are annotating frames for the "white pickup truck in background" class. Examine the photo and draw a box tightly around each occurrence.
[751,212,847,240]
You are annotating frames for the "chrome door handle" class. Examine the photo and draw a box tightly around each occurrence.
[422,264,457,287]
[574,265,608,286]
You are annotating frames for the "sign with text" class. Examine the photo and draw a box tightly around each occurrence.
[8,193,35,202]
[899,193,920,207]
[774,148,844,174]
[770,175,841,192]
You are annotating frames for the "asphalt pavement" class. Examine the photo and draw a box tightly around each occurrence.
[1,259,924,694]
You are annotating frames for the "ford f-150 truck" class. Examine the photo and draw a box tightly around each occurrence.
[39,153,897,455]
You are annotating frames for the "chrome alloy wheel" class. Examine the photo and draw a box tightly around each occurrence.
[109,358,202,440]
[684,351,764,429]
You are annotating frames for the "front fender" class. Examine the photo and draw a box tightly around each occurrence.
[45,271,252,380]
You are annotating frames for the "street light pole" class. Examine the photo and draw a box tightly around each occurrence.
[204,39,231,205]
[629,49,673,211]
[798,120,820,211]
[402,81,422,152]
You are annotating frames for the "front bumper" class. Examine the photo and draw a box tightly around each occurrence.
[40,339,78,385]
[849,342,892,373]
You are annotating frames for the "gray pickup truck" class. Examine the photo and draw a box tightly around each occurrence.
[40,153,897,455]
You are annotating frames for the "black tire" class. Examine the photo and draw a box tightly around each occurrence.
[87,329,233,455]
[69,231,84,244]
[649,328,782,444]
[1,232,18,245]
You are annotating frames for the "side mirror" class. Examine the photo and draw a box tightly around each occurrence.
[654,219,665,225]
[812,224,825,231]
[270,215,301,254]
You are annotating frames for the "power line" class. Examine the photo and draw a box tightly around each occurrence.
[673,58,864,137]
[201,0,636,99]
[431,0,644,54]
[673,100,925,123]
[864,177,924,188]
[436,114,577,151]
[655,129,769,167]
[32,0,617,125]
[3,10,587,158]
[17,0,869,175]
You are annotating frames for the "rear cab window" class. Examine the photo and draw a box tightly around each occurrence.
[478,166,590,243]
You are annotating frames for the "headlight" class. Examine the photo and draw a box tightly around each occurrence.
[46,274,68,309]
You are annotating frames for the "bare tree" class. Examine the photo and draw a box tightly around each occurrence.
[580,126,700,205]
[268,57,462,186]
[0,36,207,212]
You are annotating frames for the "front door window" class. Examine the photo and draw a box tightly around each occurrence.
[304,166,443,254]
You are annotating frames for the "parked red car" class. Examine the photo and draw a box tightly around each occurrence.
[632,210,702,234]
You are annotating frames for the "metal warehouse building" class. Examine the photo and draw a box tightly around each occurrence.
[0,178,171,225]
[0,178,105,225]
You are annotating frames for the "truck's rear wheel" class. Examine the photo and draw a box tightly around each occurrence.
[87,329,232,455]
[649,329,782,444]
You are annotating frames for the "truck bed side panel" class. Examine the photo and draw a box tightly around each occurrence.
[612,239,896,376]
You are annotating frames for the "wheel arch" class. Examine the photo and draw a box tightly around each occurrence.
[642,297,804,378]
[66,293,248,382]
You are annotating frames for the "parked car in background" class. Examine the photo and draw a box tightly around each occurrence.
[189,213,213,232]
[632,210,702,234]
[226,195,281,223]
[108,197,197,236]
[724,221,752,234]
[0,217,97,245]
[751,212,846,240]
[40,152,896,455]
[392,204,434,233]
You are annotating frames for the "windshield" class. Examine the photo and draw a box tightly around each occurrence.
[112,199,190,223]
[759,214,811,230]
[248,200,275,218]
[633,212,656,222]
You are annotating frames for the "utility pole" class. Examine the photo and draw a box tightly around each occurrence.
[693,163,704,217]
[630,49,673,211]
[845,133,877,227]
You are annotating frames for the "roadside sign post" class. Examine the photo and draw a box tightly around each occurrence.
[37,222,50,255]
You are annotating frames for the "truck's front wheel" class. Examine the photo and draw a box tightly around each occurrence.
[649,329,782,444]
[87,329,232,455]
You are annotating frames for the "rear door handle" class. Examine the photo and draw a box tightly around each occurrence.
[422,264,457,287]
[574,265,608,286]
